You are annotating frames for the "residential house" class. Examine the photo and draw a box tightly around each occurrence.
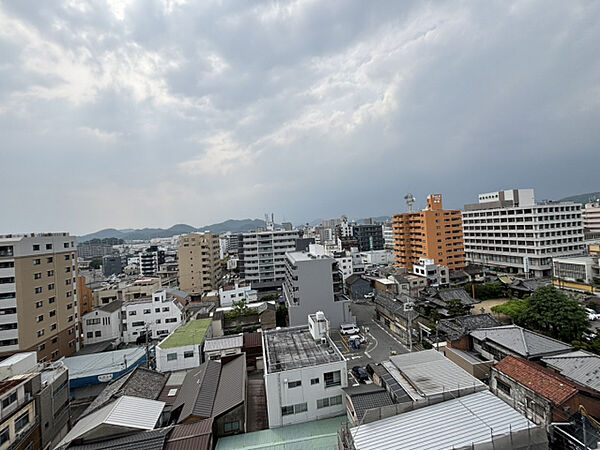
[155,319,213,372]
[420,287,479,318]
[373,292,421,346]
[345,275,372,300]
[211,301,277,336]
[81,300,123,347]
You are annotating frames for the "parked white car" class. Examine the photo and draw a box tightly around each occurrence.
[364,292,375,299]
[585,308,600,321]
[348,334,366,344]
[340,323,360,335]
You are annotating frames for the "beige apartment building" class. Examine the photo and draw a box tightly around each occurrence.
[178,233,222,296]
[0,233,79,362]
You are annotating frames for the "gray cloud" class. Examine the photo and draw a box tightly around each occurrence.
[1,0,599,235]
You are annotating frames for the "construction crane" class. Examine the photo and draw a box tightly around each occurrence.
[404,193,415,212]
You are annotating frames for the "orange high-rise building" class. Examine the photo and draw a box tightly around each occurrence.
[392,194,466,271]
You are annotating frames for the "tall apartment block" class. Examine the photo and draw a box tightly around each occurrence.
[0,233,79,362]
[177,233,221,296]
[139,245,165,277]
[237,229,300,287]
[392,194,466,271]
[462,189,585,277]
[353,224,384,251]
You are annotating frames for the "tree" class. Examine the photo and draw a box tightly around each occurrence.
[232,299,250,317]
[89,258,102,269]
[492,286,589,343]
[446,299,470,317]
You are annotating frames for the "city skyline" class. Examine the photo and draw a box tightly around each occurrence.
[1,1,599,234]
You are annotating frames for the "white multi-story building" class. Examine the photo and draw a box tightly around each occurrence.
[121,290,184,344]
[553,256,599,284]
[462,189,585,277]
[155,318,212,372]
[338,217,353,238]
[583,201,600,235]
[306,244,353,281]
[218,282,257,307]
[283,248,353,329]
[81,301,123,346]
[382,223,395,249]
[237,229,300,285]
[262,313,348,428]
[413,258,449,286]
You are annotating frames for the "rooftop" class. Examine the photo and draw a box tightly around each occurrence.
[216,415,347,450]
[158,319,212,349]
[98,300,123,313]
[264,326,344,373]
[63,347,147,380]
[343,385,395,422]
[437,313,502,341]
[389,350,486,398]
[286,250,334,263]
[470,325,573,359]
[350,390,543,450]
[541,350,600,392]
[204,334,243,352]
[495,356,579,404]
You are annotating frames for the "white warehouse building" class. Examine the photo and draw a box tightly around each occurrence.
[262,312,348,428]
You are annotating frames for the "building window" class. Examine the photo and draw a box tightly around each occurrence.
[311,378,319,385]
[68,316,73,322]
[66,279,71,285]
[33,244,40,251]
[49,297,55,304]
[50,324,57,331]
[34,273,42,280]
[46,244,52,250]
[281,405,294,416]
[129,311,137,316]
[0,427,9,445]
[36,301,43,308]
[47,270,54,276]
[167,353,177,361]
[184,350,194,358]
[34,287,42,294]
[33,259,41,265]
[95,331,102,337]
[64,255,69,261]
[37,315,43,323]
[87,332,93,338]
[224,421,240,433]
[38,343,45,351]
[46,257,53,263]
[15,411,29,432]
[67,303,72,310]
[143,309,151,314]
[51,337,57,344]
[48,283,54,290]
[162,307,170,312]
[65,267,70,273]
[37,329,44,337]
[155,308,160,313]
[2,392,17,408]
[288,380,301,388]
[330,395,342,406]
[324,370,341,387]
[165,318,177,323]
[132,321,145,327]
[496,379,511,396]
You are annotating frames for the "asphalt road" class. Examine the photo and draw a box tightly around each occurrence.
[333,302,409,373]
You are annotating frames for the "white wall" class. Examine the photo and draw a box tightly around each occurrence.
[82,309,121,346]
[156,343,201,372]
[264,360,348,428]
[122,291,183,344]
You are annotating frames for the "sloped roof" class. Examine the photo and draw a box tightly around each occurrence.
[68,428,171,450]
[541,350,600,392]
[243,332,262,349]
[470,325,572,358]
[174,355,245,422]
[204,334,243,352]
[495,356,578,405]
[438,314,502,341]
[374,294,419,321]
[81,367,168,417]
[346,274,369,286]
[343,384,394,422]
[99,300,123,313]
[58,396,165,447]
[436,288,478,305]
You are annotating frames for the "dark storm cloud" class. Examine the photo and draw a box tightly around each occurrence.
[0,0,599,234]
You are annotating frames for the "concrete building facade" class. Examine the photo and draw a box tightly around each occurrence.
[283,249,353,329]
[0,233,79,362]
[82,300,123,346]
[393,194,466,272]
[352,225,384,252]
[237,229,300,285]
[583,201,600,235]
[177,233,221,296]
[462,189,585,277]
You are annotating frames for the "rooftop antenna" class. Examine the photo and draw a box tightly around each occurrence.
[404,193,415,212]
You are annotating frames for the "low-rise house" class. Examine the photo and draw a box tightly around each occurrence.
[541,350,600,393]
[491,356,600,429]
[345,274,372,300]
[171,355,246,437]
[262,313,348,428]
[393,273,429,297]
[373,292,421,346]
[122,290,184,344]
[342,384,395,426]
[344,390,547,449]
[155,319,213,372]
[219,283,257,307]
[56,396,166,448]
[203,334,244,361]
[470,325,573,362]
[81,300,123,347]
[420,287,479,317]
[211,301,277,336]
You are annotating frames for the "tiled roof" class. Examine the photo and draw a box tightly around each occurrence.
[438,314,502,341]
[343,385,394,421]
[470,325,572,358]
[495,356,578,404]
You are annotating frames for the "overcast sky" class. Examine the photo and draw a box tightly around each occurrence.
[1,1,599,235]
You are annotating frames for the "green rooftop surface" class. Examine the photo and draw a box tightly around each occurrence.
[216,416,347,450]
[158,318,212,349]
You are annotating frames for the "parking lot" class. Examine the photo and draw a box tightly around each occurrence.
[331,302,409,383]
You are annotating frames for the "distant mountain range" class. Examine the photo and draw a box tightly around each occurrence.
[77,219,269,242]
[560,192,600,204]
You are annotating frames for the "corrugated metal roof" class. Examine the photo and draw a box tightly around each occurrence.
[216,415,347,450]
[389,350,486,397]
[57,396,166,447]
[470,325,572,358]
[68,427,172,450]
[350,390,540,449]
[243,331,263,349]
[542,350,600,391]
[204,334,243,352]
[165,419,213,450]
[213,355,246,416]
[63,347,147,379]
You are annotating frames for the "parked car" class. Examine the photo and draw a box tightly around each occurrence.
[364,292,375,299]
[586,308,600,321]
[352,366,369,383]
[348,334,366,344]
[340,323,360,335]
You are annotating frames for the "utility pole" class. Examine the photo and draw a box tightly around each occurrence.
[145,323,150,369]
